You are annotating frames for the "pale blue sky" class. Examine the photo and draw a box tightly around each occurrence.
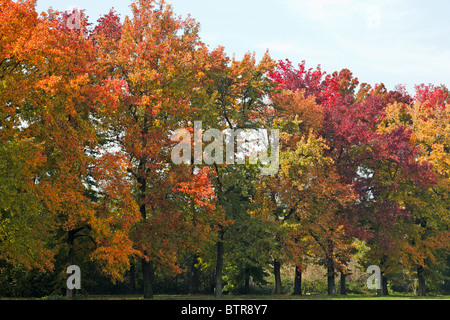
[36,0,450,93]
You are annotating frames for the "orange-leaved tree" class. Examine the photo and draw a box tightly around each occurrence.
[378,85,450,296]
[93,0,217,298]
[1,1,145,299]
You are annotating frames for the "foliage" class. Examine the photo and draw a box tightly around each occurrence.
[0,0,448,299]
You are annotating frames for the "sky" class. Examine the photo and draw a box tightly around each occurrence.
[35,0,450,93]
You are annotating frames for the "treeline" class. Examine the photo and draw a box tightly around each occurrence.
[0,0,449,298]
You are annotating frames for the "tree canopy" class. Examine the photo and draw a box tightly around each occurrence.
[0,0,449,299]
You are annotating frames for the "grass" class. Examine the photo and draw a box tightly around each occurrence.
[1,295,448,301]
[3,292,449,300]
[84,294,450,300]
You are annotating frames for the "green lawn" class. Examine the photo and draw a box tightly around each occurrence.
[85,294,450,300]
[3,293,449,300]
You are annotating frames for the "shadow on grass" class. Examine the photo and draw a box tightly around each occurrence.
[84,294,450,300]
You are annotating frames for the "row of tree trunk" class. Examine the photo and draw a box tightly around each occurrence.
[65,229,427,298]
[272,262,426,297]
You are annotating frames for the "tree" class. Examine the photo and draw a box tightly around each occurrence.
[1,0,150,299]
[267,59,444,296]
[1,1,100,291]
[0,138,53,271]
[0,0,56,272]
[93,0,215,298]
[268,61,360,295]
[378,86,450,296]
[190,48,276,297]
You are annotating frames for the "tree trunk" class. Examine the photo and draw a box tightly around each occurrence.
[340,272,347,295]
[327,264,336,296]
[65,230,75,299]
[293,266,302,295]
[189,254,200,295]
[274,259,282,295]
[142,259,154,299]
[376,281,382,296]
[382,275,389,296]
[417,266,426,296]
[377,256,389,296]
[128,262,136,295]
[244,267,250,295]
[188,179,200,296]
[215,236,224,297]
[137,167,155,299]
[325,241,336,296]
[377,274,389,296]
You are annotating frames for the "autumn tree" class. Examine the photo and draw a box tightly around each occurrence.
[267,59,443,296]
[181,45,277,296]
[93,0,218,299]
[268,61,361,295]
[0,0,56,271]
[0,1,100,290]
[378,84,450,296]
[2,0,449,300]
[254,88,329,295]
[1,0,148,299]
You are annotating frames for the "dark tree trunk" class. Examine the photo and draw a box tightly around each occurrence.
[189,254,200,295]
[327,264,336,296]
[416,219,427,296]
[382,275,389,296]
[325,248,336,296]
[65,229,75,299]
[293,266,302,295]
[141,259,154,299]
[325,241,336,296]
[215,234,224,297]
[340,272,347,295]
[244,267,250,295]
[128,262,136,295]
[417,266,426,296]
[377,256,389,296]
[377,274,389,296]
[376,283,382,296]
[137,167,155,299]
[274,259,282,295]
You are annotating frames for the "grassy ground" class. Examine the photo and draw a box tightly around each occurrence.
[85,294,450,300]
[1,294,449,300]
